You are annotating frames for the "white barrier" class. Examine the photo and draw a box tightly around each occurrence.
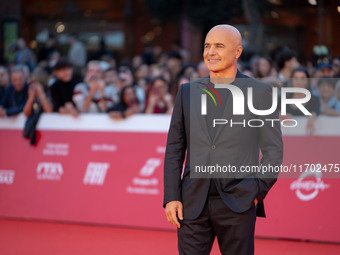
[0,113,339,136]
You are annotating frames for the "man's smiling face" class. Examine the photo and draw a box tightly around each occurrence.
[203,26,242,77]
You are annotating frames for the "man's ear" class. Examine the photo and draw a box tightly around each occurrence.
[235,46,243,59]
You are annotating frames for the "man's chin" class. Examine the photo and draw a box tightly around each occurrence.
[206,66,221,72]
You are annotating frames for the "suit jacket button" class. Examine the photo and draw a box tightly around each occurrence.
[211,145,216,149]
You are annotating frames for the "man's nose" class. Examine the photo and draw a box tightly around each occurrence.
[208,46,216,55]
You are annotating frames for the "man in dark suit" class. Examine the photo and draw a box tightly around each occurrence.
[163,25,283,255]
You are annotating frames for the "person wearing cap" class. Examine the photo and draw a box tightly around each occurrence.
[315,62,333,78]
[50,59,79,115]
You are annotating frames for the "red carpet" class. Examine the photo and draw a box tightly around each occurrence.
[1,219,339,255]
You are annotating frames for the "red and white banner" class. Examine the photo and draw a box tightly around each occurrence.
[0,114,340,242]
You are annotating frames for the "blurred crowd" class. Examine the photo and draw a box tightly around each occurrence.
[0,34,339,130]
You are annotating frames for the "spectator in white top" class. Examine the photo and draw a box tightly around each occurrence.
[103,68,119,108]
[73,61,116,113]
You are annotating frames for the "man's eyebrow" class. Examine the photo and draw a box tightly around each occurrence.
[204,43,225,46]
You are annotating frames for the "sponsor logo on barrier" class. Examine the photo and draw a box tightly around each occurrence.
[290,169,330,201]
[83,162,110,185]
[0,170,15,184]
[139,158,161,177]
[126,158,161,195]
[91,144,117,152]
[43,143,69,156]
[37,162,63,181]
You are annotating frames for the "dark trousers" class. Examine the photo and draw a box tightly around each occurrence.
[177,194,256,255]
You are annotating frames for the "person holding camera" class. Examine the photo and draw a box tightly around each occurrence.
[23,80,52,117]
[73,61,109,113]
[144,76,173,114]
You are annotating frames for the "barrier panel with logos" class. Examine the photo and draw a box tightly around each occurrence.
[0,113,339,243]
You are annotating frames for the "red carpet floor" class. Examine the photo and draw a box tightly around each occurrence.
[1,219,340,255]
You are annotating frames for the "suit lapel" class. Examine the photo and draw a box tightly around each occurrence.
[190,71,249,144]
[191,79,212,143]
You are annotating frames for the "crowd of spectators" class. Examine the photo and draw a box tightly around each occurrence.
[0,35,339,133]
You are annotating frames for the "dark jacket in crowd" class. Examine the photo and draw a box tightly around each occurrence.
[0,83,28,116]
[50,77,78,112]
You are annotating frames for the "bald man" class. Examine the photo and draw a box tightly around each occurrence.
[163,25,283,255]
